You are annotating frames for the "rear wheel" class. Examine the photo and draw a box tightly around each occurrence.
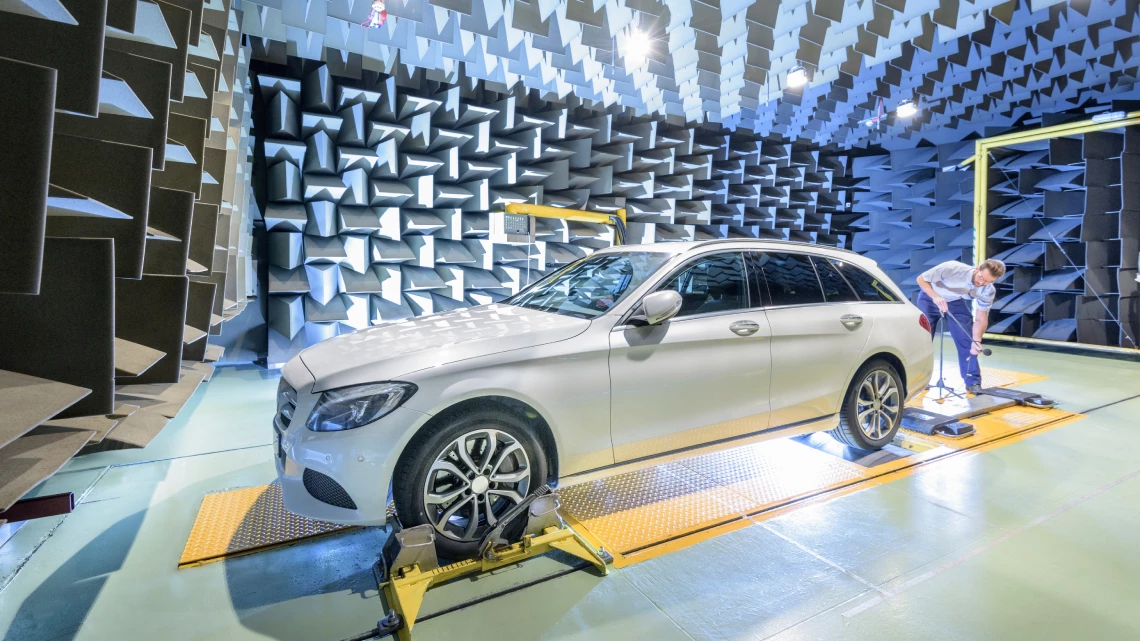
[830,359,903,450]
[393,406,547,559]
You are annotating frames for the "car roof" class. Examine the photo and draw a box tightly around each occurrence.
[600,239,869,262]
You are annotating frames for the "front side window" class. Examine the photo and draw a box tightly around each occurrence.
[812,256,860,303]
[829,258,898,302]
[507,251,671,319]
[656,252,748,317]
[754,252,825,306]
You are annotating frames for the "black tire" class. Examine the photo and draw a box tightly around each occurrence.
[393,404,548,560]
[830,359,904,450]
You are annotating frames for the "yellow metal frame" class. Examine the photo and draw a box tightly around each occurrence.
[504,203,627,245]
[960,111,1140,354]
[380,525,609,640]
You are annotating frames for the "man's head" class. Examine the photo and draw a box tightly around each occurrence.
[973,259,1005,287]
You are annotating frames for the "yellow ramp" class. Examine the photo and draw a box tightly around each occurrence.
[179,483,351,568]
[559,367,1075,567]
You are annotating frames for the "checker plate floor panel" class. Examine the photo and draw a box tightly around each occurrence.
[179,483,351,567]
[559,368,1075,566]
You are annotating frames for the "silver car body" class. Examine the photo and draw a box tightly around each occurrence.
[275,240,934,525]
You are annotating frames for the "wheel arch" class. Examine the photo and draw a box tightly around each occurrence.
[857,349,907,394]
[858,350,908,396]
[397,396,560,487]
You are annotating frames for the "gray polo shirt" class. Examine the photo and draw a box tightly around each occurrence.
[919,261,996,311]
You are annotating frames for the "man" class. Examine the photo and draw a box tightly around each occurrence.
[916,259,1006,394]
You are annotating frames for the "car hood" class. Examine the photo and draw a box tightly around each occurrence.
[296,304,590,392]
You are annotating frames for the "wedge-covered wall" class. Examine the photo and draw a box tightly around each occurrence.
[251,60,861,366]
[0,0,253,519]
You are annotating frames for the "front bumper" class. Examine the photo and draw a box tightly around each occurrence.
[273,380,427,526]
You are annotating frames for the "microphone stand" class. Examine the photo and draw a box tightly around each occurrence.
[928,310,967,402]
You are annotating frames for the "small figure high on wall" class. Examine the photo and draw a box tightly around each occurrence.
[361,0,387,28]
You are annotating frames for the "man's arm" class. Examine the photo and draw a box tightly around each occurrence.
[971,309,989,355]
[917,274,949,312]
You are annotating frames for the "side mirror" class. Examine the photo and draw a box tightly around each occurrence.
[634,290,683,326]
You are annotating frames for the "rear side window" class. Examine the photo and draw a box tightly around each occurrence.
[828,258,898,302]
[752,252,824,306]
[811,256,860,303]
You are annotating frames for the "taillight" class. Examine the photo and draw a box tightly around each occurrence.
[919,313,932,334]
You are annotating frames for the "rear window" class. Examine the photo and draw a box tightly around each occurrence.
[828,259,898,302]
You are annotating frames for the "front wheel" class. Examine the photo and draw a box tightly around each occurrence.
[393,406,548,559]
[830,359,903,450]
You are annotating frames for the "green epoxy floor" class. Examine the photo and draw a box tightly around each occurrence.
[1,349,1138,641]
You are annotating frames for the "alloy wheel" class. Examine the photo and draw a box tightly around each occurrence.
[856,369,900,441]
[422,428,532,542]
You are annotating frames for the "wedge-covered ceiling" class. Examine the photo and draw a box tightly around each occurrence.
[241,0,1140,147]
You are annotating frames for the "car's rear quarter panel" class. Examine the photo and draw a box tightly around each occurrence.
[860,301,934,399]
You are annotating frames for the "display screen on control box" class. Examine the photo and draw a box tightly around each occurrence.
[503,213,530,235]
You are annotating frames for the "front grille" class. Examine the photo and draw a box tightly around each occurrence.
[303,468,358,510]
[274,379,297,462]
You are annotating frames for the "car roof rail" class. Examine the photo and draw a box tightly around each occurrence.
[689,238,862,256]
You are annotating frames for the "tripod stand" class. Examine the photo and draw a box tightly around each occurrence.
[928,311,966,402]
[927,309,993,401]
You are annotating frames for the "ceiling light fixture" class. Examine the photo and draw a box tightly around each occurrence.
[787,65,808,88]
[625,28,651,66]
[895,99,918,118]
[1092,110,1126,123]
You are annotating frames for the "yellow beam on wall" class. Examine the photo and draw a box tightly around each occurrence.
[504,203,625,227]
[977,111,1140,148]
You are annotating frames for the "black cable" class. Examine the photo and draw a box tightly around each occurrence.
[939,308,993,356]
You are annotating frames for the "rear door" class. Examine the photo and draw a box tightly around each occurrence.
[750,251,874,427]
[608,251,772,461]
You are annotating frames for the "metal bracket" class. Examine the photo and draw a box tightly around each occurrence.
[977,387,1056,408]
[901,408,977,438]
[375,523,609,640]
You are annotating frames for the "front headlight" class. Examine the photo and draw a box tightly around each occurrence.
[305,382,417,432]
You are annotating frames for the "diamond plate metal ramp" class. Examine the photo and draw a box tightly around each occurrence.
[559,368,1076,568]
[179,483,352,568]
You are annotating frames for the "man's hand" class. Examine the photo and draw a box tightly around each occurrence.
[932,295,949,313]
[970,343,980,356]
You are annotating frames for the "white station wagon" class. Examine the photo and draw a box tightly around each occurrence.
[274,239,934,557]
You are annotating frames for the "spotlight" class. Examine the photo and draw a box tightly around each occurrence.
[895,99,918,118]
[787,65,808,88]
[625,28,650,66]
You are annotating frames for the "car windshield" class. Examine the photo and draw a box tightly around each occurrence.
[507,252,672,319]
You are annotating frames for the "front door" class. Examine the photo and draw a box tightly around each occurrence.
[608,251,772,462]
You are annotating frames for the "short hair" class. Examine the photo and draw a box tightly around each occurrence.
[980,259,1006,279]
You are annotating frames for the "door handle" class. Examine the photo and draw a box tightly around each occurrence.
[730,320,761,336]
[840,314,864,329]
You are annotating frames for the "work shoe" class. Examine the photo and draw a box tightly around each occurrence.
[966,384,983,395]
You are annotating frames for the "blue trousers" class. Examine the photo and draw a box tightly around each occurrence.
[917,291,981,387]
